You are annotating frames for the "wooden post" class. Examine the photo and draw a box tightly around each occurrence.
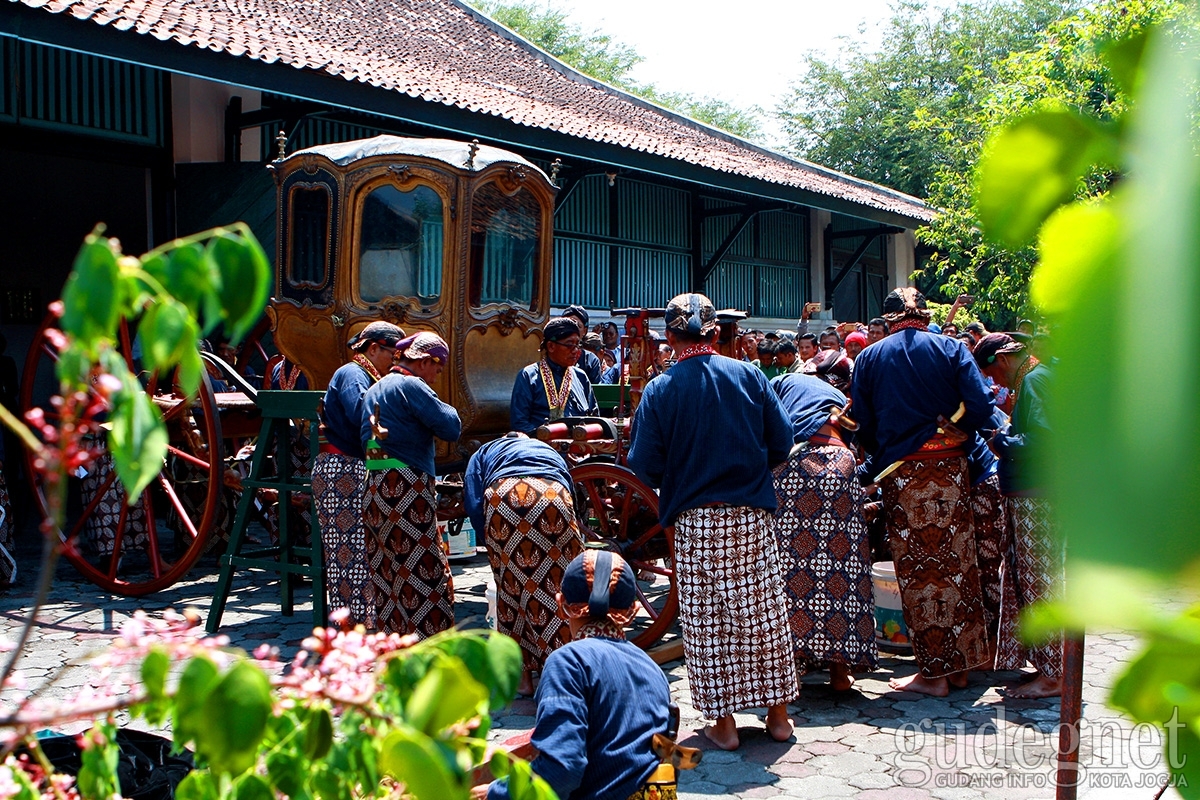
[1056,634,1086,800]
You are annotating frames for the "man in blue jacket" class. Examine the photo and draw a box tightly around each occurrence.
[852,287,995,697]
[628,292,796,751]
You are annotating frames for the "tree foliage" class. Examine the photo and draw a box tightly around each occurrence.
[917,0,1189,324]
[779,0,1085,200]
[470,0,764,140]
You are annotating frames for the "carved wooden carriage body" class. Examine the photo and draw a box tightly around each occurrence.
[267,136,557,467]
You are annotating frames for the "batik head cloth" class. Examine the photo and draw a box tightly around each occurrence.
[347,321,405,352]
[665,292,717,336]
[881,287,933,325]
[560,549,638,624]
[972,332,1026,367]
[542,317,582,344]
[397,332,449,364]
[563,305,590,327]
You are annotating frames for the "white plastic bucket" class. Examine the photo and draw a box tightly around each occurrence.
[442,520,477,560]
[871,561,912,650]
[486,585,498,630]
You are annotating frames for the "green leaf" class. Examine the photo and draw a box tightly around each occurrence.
[77,722,121,800]
[61,233,121,350]
[207,233,270,343]
[304,707,334,760]
[311,766,349,800]
[975,109,1116,249]
[405,656,488,736]
[141,300,192,372]
[199,660,272,777]
[165,243,218,321]
[1031,201,1120,316]
[265,750,306,798]
[378,726,460,800]
[178,345,205,398]
[485,633,522,706]
[173,656,221,748]
[141,647,170,700]
[175,772,219,800]
[1101,29,1151,98]
[234,774,273,800]
[107,369,168,502]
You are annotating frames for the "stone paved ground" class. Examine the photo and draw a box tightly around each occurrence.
[0,542,1184,800]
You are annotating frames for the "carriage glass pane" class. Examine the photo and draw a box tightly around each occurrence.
[471,183,541,308]
[288,186,330,287]
[358,184,444,304]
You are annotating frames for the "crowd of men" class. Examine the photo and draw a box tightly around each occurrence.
[304,288,1059,799]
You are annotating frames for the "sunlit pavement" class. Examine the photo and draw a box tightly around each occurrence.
[0,542,1181,800]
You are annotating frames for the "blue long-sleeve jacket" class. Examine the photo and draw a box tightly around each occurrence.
[510,361,598,435]
[851,329,995,473]
[321,362,376,459]
[487,637,670,800]
[627,354,792,526]
[360,372,461,476]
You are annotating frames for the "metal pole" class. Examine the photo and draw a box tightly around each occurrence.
[1056,634,1086,800]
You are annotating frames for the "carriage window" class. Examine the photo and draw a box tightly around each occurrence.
[288,186,331,287]
[470,183,541,308]
[358,184,444,304]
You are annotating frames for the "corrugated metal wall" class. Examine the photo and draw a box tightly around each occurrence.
[554,178,810,317]
[1,40,162,144]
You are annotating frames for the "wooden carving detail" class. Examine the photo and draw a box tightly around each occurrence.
[387,165,414,186]
[497,307,520,335]
[381,302,408,326]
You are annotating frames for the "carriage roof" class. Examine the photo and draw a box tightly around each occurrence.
[286,135,547,176]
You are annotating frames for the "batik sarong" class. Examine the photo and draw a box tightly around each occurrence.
[483,477,583,670]
[969,473,1017,665]
[772,446,877,673]
[364,466,454,637]
[312,452,371,626]
[673,506,798,719]
[998,496,1064,678]
[0,467,16,586]
[80,452,149,558]
[881,454,989,677]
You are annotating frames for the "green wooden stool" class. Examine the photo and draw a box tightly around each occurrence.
[207,390,326,633]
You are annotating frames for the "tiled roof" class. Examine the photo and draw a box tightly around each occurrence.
[14,0,935,224]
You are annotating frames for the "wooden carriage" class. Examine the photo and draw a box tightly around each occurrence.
[21,134,695,650]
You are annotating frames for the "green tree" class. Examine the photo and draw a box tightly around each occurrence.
[916,0,1188,324]
[471,0,764,140]
[779,0,1084,200]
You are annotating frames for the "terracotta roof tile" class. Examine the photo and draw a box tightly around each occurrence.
[14,0,933,223]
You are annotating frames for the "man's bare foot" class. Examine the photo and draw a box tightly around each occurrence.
[517,668,535,697]
[766,704,794,742]
[830,663,855,692]
[1005,673,1061,699]
[701,717,739,751]
[888,673,950,697]
[948,670,969,689]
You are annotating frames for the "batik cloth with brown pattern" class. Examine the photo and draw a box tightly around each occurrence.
[483,476,584,670]
[881,454,990,677]
[673,506,798,719]
[364,466,454,637]
[312,452,372,627]
[998,496,1064,677]
[772,445,877,674]
[80,452,149,558]
[968,473,1018,666]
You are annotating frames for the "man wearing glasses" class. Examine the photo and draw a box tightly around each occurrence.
[510,317,599,435]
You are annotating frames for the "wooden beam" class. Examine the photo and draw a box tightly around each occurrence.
[647,638,686,665]
[700,210,756,283]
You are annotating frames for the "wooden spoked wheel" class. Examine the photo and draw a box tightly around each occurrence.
[19,316,224,596]
[570,462,677,649]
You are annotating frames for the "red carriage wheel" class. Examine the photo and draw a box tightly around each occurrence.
[569,462,678,649]
[19,315,224,596]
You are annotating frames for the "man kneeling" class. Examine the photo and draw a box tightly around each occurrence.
[481,550,672,800]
